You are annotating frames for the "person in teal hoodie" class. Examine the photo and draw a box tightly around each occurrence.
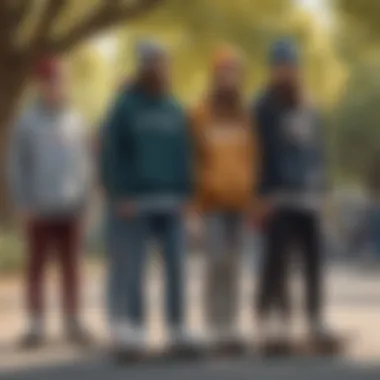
[100,40,194,356]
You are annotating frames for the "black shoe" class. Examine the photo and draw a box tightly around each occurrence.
[167,343,201,360]
[211,337,248,358]
[20,331,45,350]
[166,333,204,360]
[260,338,293,357]
[309,328,343,355]
[112,345,149,365]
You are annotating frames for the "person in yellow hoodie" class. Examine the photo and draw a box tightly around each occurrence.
[191,46,259,352]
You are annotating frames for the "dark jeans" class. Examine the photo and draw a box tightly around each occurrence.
[256,208,322,323]
[26,217,81,320]
[106,209,185,327]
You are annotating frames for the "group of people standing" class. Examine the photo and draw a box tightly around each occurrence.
[8,37,338,357]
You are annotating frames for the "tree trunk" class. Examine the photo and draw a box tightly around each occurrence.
[0,1,166,229]
[0,61,29,228]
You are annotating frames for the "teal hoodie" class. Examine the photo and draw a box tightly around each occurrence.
[100,84,193,202]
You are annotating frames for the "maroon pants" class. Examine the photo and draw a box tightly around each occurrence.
[26,217,82,319]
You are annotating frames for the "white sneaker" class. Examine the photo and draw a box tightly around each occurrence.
[112,322,148,350]
[309,321,336,341]
[109,320,123,345]
[207,327,247,355]
[258,317,291,345]
[167,327,203,357]
[221,328,243,343]
[275,320,291,343]
[169,327,205,347]
[169,327,190,345]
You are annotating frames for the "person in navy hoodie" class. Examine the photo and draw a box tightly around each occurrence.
[253,39,338,352]
[100,40,194,357]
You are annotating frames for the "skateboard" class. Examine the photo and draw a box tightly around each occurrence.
[207,339,249,359]
[258,339,295,358]
[293,335,346,357]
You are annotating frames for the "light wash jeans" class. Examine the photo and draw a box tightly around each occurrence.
[106,208,186,327]
[204,211,244,331]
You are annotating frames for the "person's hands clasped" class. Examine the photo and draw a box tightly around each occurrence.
[116,200,136,218]
[249,198,274,231]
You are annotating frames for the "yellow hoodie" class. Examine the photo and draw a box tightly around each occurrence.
[191,103,260,212]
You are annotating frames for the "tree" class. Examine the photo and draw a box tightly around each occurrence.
[332,1,380,187]
[333,59,380,186]
[69,45,113,126]
[117,1,345,105]
[336,0,380,44]
[117,0,293,102]
[0,0,164,224]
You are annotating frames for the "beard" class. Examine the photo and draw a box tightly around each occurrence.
[272,80,302,108]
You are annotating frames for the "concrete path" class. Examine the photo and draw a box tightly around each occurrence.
[1,260,380,379]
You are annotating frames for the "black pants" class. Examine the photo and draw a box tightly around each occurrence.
[257,208,322,323]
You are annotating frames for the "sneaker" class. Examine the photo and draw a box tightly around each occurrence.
[66,321,93,347]
[20,318,45,350]
[113,323,149,363]
[210,328,247,357]
[20,330,45,350]
[258,318,292,357]
[308,322,342,354]
[167,327,203,359]
[109,320,125,347]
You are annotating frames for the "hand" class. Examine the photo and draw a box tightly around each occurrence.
[250,199,274,230]
[18,211,34,227]
[182,202,202,235]
[116,201,136,218]
[98,185,107,200]
[187,212,203,241]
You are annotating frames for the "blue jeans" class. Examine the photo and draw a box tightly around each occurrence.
[369,206,380,260]
[106,208,185,327]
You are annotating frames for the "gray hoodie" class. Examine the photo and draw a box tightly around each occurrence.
[8,101,92,216]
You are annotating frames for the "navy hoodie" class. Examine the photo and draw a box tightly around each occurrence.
[253,89,327,197]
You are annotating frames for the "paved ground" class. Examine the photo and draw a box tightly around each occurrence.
[1,258,380,379]
[4,357,380,380]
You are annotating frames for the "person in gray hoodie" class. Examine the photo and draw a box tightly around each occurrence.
[8,57,92,348]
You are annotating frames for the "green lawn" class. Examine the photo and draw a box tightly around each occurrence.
[0,230,104,274]
[0,231,25,274]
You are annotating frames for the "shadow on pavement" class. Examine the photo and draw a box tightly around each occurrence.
[2,355,380,380]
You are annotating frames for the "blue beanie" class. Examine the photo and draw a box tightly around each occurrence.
[269,38,299,66]
[136,39,167,68]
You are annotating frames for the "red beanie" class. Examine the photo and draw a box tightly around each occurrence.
[35,57,62,81]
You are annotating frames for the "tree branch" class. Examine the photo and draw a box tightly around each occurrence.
[11,0,33,28]
[0,0,31,56]
[46,0,164,53]
[30,0,67,55]
[0,2,10,53]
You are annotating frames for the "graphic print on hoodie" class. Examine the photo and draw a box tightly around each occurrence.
[191,103,259,211]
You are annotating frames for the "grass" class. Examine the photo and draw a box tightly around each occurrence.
[0,231,25,274]
[0,229,105,275]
